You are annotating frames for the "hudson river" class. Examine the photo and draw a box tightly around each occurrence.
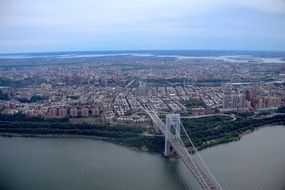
[0,126,284,190]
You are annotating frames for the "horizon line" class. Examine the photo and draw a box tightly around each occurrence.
[1,49,285,55]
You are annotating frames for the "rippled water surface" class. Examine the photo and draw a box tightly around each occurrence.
[0,126,284,190]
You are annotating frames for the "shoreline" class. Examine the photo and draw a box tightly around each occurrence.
[0,132,156,154]
[239,124,284,138]
[200,124,284,151]
[1,124,283,154]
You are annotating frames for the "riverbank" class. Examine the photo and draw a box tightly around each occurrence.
[179,113,285,151]
[0,132,162,153]
[0,113,284,154]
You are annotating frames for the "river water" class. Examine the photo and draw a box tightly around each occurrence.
[0,126,284,190]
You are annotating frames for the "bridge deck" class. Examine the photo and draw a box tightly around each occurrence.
[143,106,222,190]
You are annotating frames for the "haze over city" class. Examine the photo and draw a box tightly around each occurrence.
[1,0,285,53]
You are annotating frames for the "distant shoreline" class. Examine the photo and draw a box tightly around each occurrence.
[1,49,285,59]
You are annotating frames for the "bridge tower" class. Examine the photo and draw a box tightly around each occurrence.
[164,114,181,157]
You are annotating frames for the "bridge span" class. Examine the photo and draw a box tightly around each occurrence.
[142,105,223,190]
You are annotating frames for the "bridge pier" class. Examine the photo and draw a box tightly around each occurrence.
[164,114,181,157]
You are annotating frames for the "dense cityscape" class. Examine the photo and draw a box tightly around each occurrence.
[1,0,285,189]
[0,54,284,127]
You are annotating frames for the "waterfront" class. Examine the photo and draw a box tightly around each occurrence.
[0,126,284,190]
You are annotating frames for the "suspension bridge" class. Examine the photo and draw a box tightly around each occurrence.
[142,104,223,190]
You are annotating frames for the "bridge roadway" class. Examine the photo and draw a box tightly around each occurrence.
[143,106,222,190]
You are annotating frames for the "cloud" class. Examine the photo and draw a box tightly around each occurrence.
[238,0,285,14]
[0,0,284,52]
[2,0,283,29]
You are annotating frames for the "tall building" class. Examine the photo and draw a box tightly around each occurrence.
[58,107,67,118]
[223,94,231,109]
[231,94,240,108]
[238,94,246,109]
[223,93,246,110]
[70,107,78,117]
[81,107,89,117]
[47,107,58,118]
[138,81,146,96]
[245,89,252,101]
[91,107,100,116]
[263,96,281,108]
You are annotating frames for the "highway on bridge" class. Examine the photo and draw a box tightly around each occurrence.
[142,105,223,190]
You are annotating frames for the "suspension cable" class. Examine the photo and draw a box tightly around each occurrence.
[180,122,223,190]
[146,107,223,190]
[167,117,210,190]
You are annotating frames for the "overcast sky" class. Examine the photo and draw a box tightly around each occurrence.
[1,0,285,53]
